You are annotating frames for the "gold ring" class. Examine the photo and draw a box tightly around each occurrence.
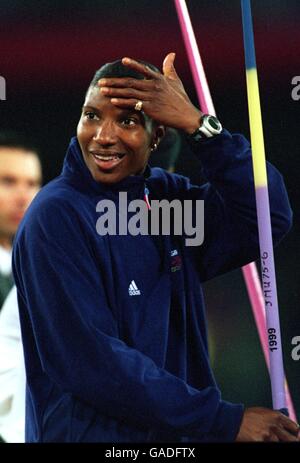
[134,100,143,111]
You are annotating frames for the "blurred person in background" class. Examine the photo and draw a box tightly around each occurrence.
[0,286,26,443]
[0,132,42,307]
[0,132,42,443]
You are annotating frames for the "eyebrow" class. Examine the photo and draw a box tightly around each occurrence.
[82,105,146,125]
[82,105,97,112]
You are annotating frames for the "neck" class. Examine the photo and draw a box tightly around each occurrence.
[0,235,12,251]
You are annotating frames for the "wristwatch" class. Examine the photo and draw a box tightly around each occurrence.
[189,114,223,142]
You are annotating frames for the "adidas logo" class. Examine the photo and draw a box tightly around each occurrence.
[128,280,141,296]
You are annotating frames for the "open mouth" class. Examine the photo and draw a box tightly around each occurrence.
[90,152,126,170]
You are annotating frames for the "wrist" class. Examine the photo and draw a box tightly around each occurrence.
[187,114,223,142]
[181,108,203,134]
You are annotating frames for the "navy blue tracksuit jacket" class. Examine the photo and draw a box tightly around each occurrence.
[12,130,292,442]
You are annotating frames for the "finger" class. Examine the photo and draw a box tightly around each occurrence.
[279,415,300,435]
[110,97,146,110]
[163,52,180,81]
[275,426,299,442]
[122,57,160,79]
[263,432,279,443]
[98,77,153,90]
[100,86,146,100]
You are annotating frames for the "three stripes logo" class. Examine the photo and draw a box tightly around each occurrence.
[128,280,141,296]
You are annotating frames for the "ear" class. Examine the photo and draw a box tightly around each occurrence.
[151,125,165,150]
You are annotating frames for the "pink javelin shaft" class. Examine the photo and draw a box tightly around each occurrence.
[174,0,296,421]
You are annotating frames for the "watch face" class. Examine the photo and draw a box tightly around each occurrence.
[189,114,222,142]
[208,116,221,130]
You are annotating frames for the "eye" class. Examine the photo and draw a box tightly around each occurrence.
[84,111,99,120]
[27,180,40,188]
[121,117,138,127]
[0,176,16,186]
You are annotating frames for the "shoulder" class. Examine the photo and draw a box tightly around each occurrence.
[15,177,84,242]
[32,176,81,209]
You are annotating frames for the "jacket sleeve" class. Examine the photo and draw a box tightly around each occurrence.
[13,199,243,441]
[179,129,293,281]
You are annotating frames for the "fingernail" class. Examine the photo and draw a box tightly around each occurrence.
[100,87,109,93]
[98,79,107,86]
[123,57,131,64]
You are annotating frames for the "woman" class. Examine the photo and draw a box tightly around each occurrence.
[12,53,298,442]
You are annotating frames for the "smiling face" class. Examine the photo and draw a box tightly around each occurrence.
[77,86,160,184]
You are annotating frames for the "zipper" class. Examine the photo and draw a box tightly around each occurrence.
[144,185,151,210]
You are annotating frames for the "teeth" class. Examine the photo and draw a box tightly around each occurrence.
[94,154,120,161]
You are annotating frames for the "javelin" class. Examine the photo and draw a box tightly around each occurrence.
[174,0,296,418]
[240,0,289,414]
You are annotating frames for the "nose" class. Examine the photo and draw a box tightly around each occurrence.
[93,120,117,146]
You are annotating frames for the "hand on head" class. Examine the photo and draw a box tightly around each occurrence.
[98,53,202,134]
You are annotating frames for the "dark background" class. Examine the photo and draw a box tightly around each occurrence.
[1,0,299,418]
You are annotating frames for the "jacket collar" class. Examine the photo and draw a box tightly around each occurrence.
[62,137,151,195]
